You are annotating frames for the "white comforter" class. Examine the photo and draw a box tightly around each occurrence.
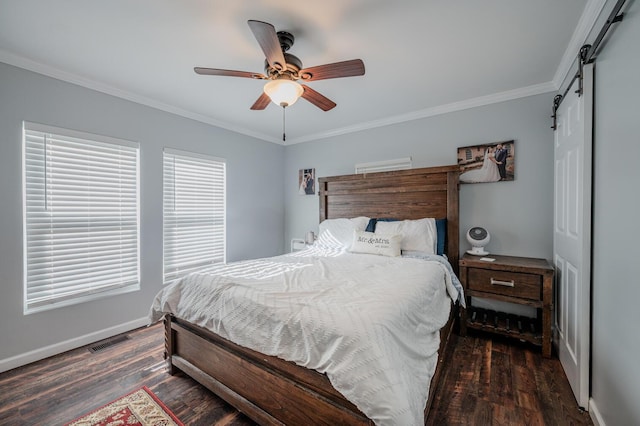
[149,247,462,425]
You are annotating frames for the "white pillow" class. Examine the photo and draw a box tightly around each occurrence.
[375,218,437,254]
[317,216,370,248]
[349,230,401,257]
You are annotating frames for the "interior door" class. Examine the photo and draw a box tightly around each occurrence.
[553,63,593,408]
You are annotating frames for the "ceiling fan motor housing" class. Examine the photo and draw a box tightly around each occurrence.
[277,31,295,52]
[264,53,303,78]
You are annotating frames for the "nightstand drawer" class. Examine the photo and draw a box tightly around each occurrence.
[468,269,541,300]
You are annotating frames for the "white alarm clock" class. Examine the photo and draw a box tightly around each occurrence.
[466,227,490,255]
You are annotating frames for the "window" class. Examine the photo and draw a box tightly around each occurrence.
[23,122,140,313]
[355,157,412,174]
[163,148,226,284]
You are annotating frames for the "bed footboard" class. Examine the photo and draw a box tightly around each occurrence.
[164,306,456,425]
[164,315,373,425]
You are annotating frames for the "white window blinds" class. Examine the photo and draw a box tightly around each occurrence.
[163,148,226,284]
[354,157,412,174]
[23,122,140,313]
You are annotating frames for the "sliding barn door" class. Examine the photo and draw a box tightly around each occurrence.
[553,63,593,409]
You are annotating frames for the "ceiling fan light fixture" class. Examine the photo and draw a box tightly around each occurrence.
[264,79,303,107]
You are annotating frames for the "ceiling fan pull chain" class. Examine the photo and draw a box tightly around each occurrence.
[282,105,286,142]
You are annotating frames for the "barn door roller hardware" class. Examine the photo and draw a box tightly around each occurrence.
[551,95,563,131]
[552,0,626,130]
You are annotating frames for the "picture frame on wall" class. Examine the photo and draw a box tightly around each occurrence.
[457,140,515,183]
[298,168,315,195]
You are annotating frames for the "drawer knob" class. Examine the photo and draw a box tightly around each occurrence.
[491,278,515,287]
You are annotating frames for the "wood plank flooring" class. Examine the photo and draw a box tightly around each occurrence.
[427,331,592,425]
[0,324,592,425]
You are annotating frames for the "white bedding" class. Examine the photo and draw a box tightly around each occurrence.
[149,246,462,425]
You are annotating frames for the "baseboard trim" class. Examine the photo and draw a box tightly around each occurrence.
[589,397,606,426]
[0,317,149,374]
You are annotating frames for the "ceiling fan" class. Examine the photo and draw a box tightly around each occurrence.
[194,20,365,112]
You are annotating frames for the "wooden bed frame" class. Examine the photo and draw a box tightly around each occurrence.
[164,165,460,425]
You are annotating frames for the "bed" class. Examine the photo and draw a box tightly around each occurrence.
[151,165,460,425]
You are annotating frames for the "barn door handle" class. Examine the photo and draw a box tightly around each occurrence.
[491,278,515,287]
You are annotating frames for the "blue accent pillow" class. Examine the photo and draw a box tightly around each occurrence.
[365,218,376,232]
[435,218,447,256]
[365,218,398,232]
[366,217,447,255]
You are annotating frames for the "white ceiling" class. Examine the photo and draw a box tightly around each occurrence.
[0,0,598,145]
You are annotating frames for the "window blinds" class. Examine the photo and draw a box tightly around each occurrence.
[23,122,140,313]
[163,148,226,284]
[354,157,412,174]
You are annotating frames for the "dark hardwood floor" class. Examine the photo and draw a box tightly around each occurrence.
[427,331,592,425]
[0,323,592,425]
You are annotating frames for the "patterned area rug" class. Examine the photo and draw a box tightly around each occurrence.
[65,386,184,426]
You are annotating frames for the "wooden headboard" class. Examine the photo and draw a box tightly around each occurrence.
[318,165,460,272]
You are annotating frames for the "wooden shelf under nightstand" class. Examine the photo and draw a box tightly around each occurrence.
[459,253,554,358]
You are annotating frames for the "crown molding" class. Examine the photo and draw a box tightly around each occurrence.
[1,48,569,147]
[0,49,282,145]
[285,81,556,145]
[552,0,608,91]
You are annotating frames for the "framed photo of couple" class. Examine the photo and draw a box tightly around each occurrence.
[298,168,315,195]
[457,140,515,184]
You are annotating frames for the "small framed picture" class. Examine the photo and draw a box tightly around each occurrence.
[457,140,515,183]
[298,168,315,195]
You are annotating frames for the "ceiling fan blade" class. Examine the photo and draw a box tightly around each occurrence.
[301,85,336,111]
[299,59,365,82]
[248,20,286,71]
[194,67,266,79]
[250,92,271,110]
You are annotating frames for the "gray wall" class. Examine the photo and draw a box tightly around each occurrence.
[284,93,555,261]
[590,0,640,423]
[0,62,284,368]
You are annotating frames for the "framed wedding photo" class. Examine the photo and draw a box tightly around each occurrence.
[298,168,315,195]
[457,140,515,184]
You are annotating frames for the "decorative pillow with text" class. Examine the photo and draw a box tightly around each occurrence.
[349,230,401,257]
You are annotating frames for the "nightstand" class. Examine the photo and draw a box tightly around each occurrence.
[459,254,554,358]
